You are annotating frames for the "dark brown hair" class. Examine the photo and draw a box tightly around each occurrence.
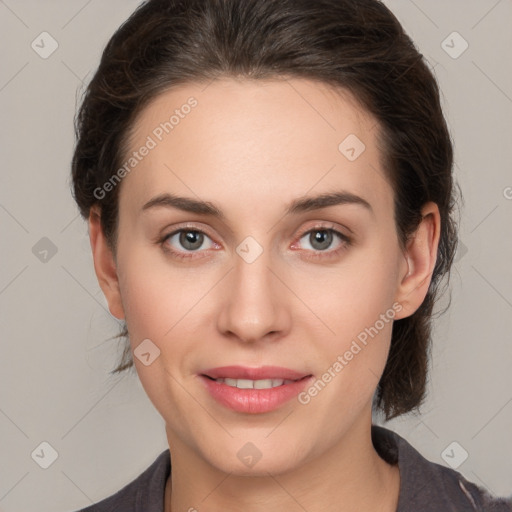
[71,0,460,421]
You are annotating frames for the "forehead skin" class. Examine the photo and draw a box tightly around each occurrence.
[117,77,395,252]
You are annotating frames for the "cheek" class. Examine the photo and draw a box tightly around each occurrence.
[116,245,216,354]
[300,244,400,386]
[115,249,207,414]
[304,244,399,336]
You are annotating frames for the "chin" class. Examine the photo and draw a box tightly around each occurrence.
[202,442,307,477]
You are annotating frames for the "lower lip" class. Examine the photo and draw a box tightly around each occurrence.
[199,375,313,414]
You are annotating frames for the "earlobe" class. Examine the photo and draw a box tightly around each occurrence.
[393,202,441,320]
[88,206,125,320]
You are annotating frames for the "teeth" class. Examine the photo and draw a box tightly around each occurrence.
[217,378,295,389]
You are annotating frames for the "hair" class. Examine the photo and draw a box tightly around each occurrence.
[71,0,461,421]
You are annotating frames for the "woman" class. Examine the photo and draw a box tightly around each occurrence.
[70,0,512,510]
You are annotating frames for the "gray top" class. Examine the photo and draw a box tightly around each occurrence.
[74,425,512,511]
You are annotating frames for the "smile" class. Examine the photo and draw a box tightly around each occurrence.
[199,373,313,414]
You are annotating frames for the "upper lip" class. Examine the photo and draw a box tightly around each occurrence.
[201,366,311,381]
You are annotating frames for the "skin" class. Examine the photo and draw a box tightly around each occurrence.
[89,77,440,512]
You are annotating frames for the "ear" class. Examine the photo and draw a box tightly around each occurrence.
[393,201,441,320]
[88,206,125,320]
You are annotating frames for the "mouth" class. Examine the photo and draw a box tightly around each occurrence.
[198,366,314,414]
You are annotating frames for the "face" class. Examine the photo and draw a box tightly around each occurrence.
[91,77,438,476]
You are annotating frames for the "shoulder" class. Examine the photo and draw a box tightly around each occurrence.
[372,425,512,512]
[69,449,170,512]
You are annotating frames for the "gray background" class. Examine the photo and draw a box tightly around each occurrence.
[0,1,511,510]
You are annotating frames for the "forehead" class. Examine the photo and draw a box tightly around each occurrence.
[128,77,373,154]
[119,77,392,218]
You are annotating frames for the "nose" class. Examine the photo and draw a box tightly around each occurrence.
[216,248,291,344]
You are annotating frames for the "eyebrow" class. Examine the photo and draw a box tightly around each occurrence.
[141,190,374,218]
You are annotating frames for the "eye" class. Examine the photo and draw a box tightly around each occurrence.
[161,228,217,259]
[293,226,351,258]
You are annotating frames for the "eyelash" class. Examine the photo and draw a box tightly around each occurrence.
[158,224,352,261]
